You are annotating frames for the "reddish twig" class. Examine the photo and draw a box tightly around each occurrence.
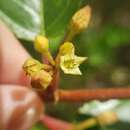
[57,88,130,102]
[40,115,73,130]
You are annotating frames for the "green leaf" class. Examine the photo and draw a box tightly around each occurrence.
[43,0,83,52]
[0,0,43,41]
[0,0,83,45]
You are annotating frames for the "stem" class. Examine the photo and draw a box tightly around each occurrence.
[71,118,97,130]
[70,111,118,130]
[40,115,97,130]
[61,29,75,43]
[57,88,130,102]
[40,115,73,130]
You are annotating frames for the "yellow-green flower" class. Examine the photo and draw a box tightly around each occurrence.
[23,58,43,76]
[23,58,53,89]
[60,54,87,75]
[32,70,52,89]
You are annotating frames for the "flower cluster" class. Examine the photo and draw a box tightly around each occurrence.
[23,5,91,90]
[23,37,87,89]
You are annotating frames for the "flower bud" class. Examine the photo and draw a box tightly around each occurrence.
[59,42,75,55]
[70,5,91,34]
[34,35,55,66]
[34,35,49,53]
[64,5,91,41]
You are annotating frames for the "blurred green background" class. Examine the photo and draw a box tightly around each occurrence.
[0,0,130,129]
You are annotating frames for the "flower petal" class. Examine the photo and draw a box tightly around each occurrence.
[60,54,86,75]
[75,56,87,65]
[23,58,43,76]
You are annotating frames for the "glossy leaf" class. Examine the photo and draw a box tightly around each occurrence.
[0,0,43,41]
[0,0,83,45]
[44,0,83,52]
